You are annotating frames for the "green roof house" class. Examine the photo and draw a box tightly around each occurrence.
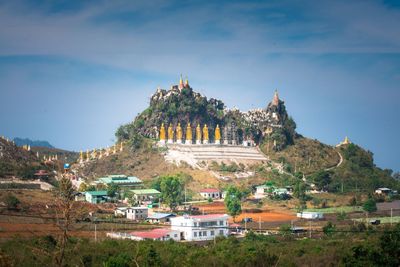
[96,175,143,188]
[131,189,161,204]
[85,191,108,204]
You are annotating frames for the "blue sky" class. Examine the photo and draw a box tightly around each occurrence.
[0,0,399,171]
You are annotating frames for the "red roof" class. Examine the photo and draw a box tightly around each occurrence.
[130,228,171,239]
[189,213,228,219]
[34,170,50,176]
[200,188,220,193]
[230,223,241,227]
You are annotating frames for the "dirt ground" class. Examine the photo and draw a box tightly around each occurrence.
[194,201,296,223]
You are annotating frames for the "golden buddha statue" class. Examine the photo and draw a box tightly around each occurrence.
[203,124,209,144]
[186,122,192,144]
[159,123,166,142]
[196,123,202,144]
[215,124,221,144]
[167,123,173,143]
[176,123,183,143]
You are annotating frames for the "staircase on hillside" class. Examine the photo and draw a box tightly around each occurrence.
[164,144,268,168]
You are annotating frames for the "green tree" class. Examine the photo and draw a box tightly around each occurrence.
[379,223,400,266]
[312,170,332,191]
[363,198,377,213]
[145,245,162,267]
[224,186,242,222]
[279,224,291,237]
[159,175,184,211]
[322,221,336,236]
[104,253,131,267]
[293,180,307,201]
[5,194,20,210]
[107,182,120,198]
[78,183,88,192]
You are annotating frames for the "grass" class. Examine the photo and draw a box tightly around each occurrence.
[303,206,363,213]
[352,216,400,224]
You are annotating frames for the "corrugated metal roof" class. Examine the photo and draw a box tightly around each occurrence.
[130,228,171,239]
[147,213,175,219]
[85,190,108,196]
[131,189,161,195]
[97,175,142,184]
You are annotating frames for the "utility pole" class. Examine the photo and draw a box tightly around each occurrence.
[94,224,97,243]
[391,208,393,226]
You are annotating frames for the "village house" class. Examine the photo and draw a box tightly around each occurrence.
[254,185,272,199]
[375,187,393,195]
[147,213,176,224]
[170,214,230,241]
[297,211,324,220]
[129,228,180,241]
[107,229,180,241]
[126,207,148,221]
[85,190,108,204]
[273,188,290,196]
[199,188,221,199]
[96,175,143,188]
[114,207,128,217]
[131,189,161,204]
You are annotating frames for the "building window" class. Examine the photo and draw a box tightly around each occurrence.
[174,234,177,237]
[194,232,197,237]
[203,231,207,236]
[219,230,224,235]
[199,232,202,237]
[219,220,223,226]
[194,222,197,227]
[210,230,214,236]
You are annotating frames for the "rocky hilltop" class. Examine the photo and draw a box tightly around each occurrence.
[116,77,296,150]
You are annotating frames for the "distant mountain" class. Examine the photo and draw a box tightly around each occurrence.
[13,137,54,148]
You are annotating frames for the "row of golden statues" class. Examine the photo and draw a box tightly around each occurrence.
[159,123,221,144]
[78,142,124,163]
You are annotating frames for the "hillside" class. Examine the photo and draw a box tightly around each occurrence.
[261,136,340,175]
[0,137,44,178]
[30,146,79,164]
[82,79,398,193]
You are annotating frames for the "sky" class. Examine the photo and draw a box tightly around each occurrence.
[0,0,399,171]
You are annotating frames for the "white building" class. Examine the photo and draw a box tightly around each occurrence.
[199,188,221,199]
[375,188,392,195]
[297,211,324,219]
[170,214,230,241]
[126,207,148,221]
[114,207,128,217]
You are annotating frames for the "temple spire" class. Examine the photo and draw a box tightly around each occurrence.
[184,76,189,88]
[179,74,184,90]
[272,89,279,106]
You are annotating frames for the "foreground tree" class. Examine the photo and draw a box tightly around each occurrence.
[159,175,184,211]
[54,176,75,267]
[224,186,242,222]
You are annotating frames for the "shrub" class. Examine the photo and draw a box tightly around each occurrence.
[5,194,20,210]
